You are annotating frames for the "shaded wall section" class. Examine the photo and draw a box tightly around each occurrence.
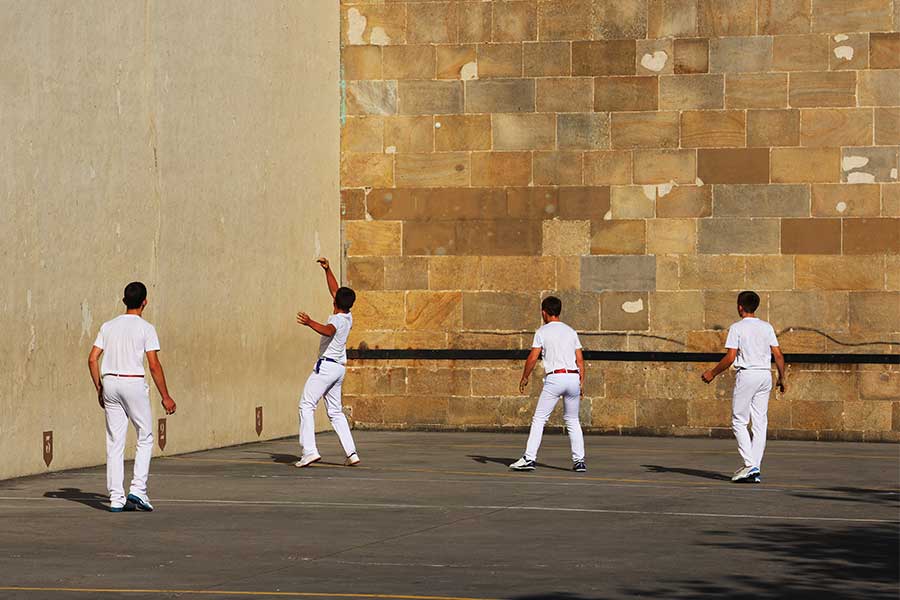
[0,1,340,480]
[339,0,899,441]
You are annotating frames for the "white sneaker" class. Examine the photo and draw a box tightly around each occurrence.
[294,453,321,468]
[344,453,360,466]
[509,456,536,471]
[731,465,753,482]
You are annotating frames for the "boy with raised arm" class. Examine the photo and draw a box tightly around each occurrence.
[88,282,176,512]
[510,296,587,473]
[702,290,786,483]
[295,257,359,468]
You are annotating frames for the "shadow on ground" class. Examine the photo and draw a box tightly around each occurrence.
[790,487,900,507]
[468,455,571,472]
[643,464,731,481]
[43,488,109,511]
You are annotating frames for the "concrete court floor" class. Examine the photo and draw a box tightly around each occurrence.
[0,431,897,600]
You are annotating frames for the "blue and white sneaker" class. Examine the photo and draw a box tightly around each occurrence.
[110,503,126,513]
[731,466,753,482]
[127,493,154,512]
[573,461,587,473]
[509,456,536,471]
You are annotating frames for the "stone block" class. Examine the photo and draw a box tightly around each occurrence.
[710,37,773,73]
[611,112,679,149]
[462,292,539,330]
[673,38,709,74]
[342,395,385,424]
[383,45,436,80]
[343,45,382,80]
[800,108,873,147]
[698,0,756,36]
[507,187,560,219]
[447,397,503,427]
[681,110,745,148]
[429,256,481,289]
[633,149,696,184]
[557,256,582,291]
[455,219,543,255]
[601,292,649,330]
[534,152,584,186]
[592,397,636,428]
[539,0,593,40]
[341,153,393,188]
[395,153,469,187]
[353,290,406,330]
[347,256,385,290]
[524,41,571,76]
[656,186,712,218]
[403,221,457,255]
[383,116,433,153]
[679,255,745,290]
[811,184,881,216]
[704,290,765,329]
[647,219,696,254]
[342,116,383,154]
[382,396,451,426]
[343,4,406,46]
[726,73,788,109]
[697,149,770,184]
[384,257,428,290]
[758,0,811,34]
[591,220,647,255]
[850,292,900,334]
[713,184,810,217]
[344,366,407,397]
[572,40,636,76]
[771,148,840,183]
[843,218,900,254]
[346,80,398,116]
[810,0,894,33]
[698,219,780,254]
[584,151,633,185]
[407,2,459,44]
[795,256,884,290]
[648,291,705,331]
[844,401,893,432]
[471,152,532,186]
[478,43,524,78]
[858,69,900,106]
[536,78,593,112]
[659,74,724,110]
[789,71,856,108]
[434,114,491,151]
[398,80,463,115]
[341,189,366,221]
[555,291,601,330]
[769,291,850,331]
[875,108,900,145]
[465,79,535,113]
[595,77,659,112]
[436,45,477,80]
[558,113,610,150]
[459,1,492,43]
[860,370,900,400]
[829,33,868,71]
[636,397,688,427]
[636,39,674,75]
[891,256,900,290]
[543,220,591,256]
[345,221,402,257]
[792,400,843,431]
[581,255,657,291]
[746,255,795,290]
[347,329,395,350]
[611,186,655,219]
[593,0,647,38]
[884,185,900,217]
[559,187,612,220]
[405,291,463,330]
[492,0,537,41]
[747,110,800,147]
[656,255,680,289]
[407,367,471,397]
[841,147,899,184]
[480,256,557,291]
[379,187,506,221]
[772,34,830,71]
[492,113,555,151]
[781,218,841,254]
[870,33,900,69]
[791,370,857,402]
[647,0,698,38]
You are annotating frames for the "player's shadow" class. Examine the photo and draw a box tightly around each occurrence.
[468,455,571,472]
[43,487,110,511]
[248,452,347,468]
[790,486,900,507]
[642,464,731,481]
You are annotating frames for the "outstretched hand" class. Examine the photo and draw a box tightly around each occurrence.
[701,370,715,384]
[317,257,330,271]
[297,311,311,326]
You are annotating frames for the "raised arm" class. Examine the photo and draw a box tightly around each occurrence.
[702,348,737,383]
[519,347,543,394]
[147,351,176,415]
[88,346,104,408]
[772,346,786,393]
[297,311,337,337]
[317,257,339,298]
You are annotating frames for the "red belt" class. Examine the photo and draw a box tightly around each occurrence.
[550,369,579,374]
[104,374,144,378]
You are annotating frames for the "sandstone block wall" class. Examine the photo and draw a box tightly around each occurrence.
[339,0,899,440]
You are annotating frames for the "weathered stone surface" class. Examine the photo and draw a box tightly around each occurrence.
[465,79,535,112]
[829,32,868,71]
[698,218,780,254]
[405,291,463,330]
[647,219,696,254]
[746,255,795,290]
[470,152,532,186]
[383,116,433,153]
[478,43,524,78]
[407,367,471,397]
[342,116,383,154]
[791,370,856,402]
[559,187,612,219]
[341,152,394,187]
[758,0,811,34]
[353,291,406,330]
[845,401,893,432]
[344,367,407,397]
[536,77,593,112]
[436,45,477,80]
[875,108,900,145]
[341,189,366,221]
[795,256,884,290]
[384,257,428,290]
[843,218,900,254]
[649,291,705,330]
[480,256,557,290]
[462,292,539,330]
[395,153,469,187]
[789,71,856,108]
[406,1,459,44]
[710,37,773,73]
[747,109,800,147]
[572,40,636,76]
[429,256,481,289]
[403,221,457,255]
[792,400,843,430]
[601,292,649,330]
[769,291,850,331]
[841,147,900,184]
[659,74,724,110]
[647,0,697,38]
[679,255,745,290]
[673,38,709,74]
[883,185,900,217]
[543,220,591,256]
[492,0,537,42]
[459,1,492,43]
[611,112,679,149]
[858,70,900,106]
[558,113,610,150]
[594,0,648,40]
[595,77,659,112]
[698,0,756,36]
[781,218,841,254]
[524,41,571,76]
[697,149,770,184]
[581,255,657,291]
[533,152,584,185]
[656,255,680,290]
[347,80,398,116]
[860,370,900,400]
[771,148,840,183]
[688,397,732,427]
[398,80,463,115]
[345,220,402,257]
[555,291,601,330]
[636,397,688,427]
[507,187,560,219]
[811,184,881,216]
[384,45,436,80]
[810,0,894,33]
[773,34,829,71]
[435,114,491,151]
[801,108,873,148]
[704,290,768,330]
[611,186,655,219]
[656,186,712,218]
[456,219,543,255]
[343,45,382,80]
[591,397,636,428]
[591,220,647,255]
[725,73,788,109]
[870,32,900,69]
[584,150,633,185]
[636,39,674,75]
[342,4,406,46]
[492,113,556,151]
[347,256,385,290]
[713,185,810,217]
[681,110,745,148]
[850,292,900,334]
[633,149,696,184]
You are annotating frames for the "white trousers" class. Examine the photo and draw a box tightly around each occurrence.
[524,373,585,463]
[732,369,772,469]
[103,376,153,506]
[299,360,356,458]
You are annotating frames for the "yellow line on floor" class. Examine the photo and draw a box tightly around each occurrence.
[0,588,496,600]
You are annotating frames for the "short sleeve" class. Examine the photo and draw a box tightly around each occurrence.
[93,325,105,350]
[145,324,161,352]
[531,329,543,348]
[328,314,348,337]
[574,333,583,350]
[724,326,739,349]
[768,325,779,347]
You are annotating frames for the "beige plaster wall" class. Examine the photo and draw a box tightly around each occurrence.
[0,1,340,480]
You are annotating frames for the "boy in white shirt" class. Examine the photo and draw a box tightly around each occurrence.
[702,291,786,483]
[294,257,359,468]
[510,296,586,472]
[88,282,176,512]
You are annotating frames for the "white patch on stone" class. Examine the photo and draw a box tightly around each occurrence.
[347,8,367,45]
[891,168,898,180]
[603,210,612,221]
[835,201,848,213]
[364,211,374,222]
[621,298,644,314]
[695,177,704,187]
[657,182,675,197]
[314,230,321,258]
[385,145,397,154]
[434,121,442,128]
[833,45,854,61]
[842,155,869,171]
[80,301,93,343]
[460,61,478,80]
[435,246,447,256]
[640,51,668,72]
[544,204,556,214]
[642,185,657,200]
[833,34,849,42]
[847,171,876,184]
[369,26,391,46]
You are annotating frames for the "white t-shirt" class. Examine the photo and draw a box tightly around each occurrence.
[531,321,582,374]
[725,317,779,370]
[319,311,352,364]
[93,315,161,376]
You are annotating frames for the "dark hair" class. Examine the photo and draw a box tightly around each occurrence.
[335,286,356,311]
[737,290,760,313]
[541,295,562,317]
[123,282,147,309]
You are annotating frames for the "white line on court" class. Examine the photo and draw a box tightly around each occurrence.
[0,496,895,524]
